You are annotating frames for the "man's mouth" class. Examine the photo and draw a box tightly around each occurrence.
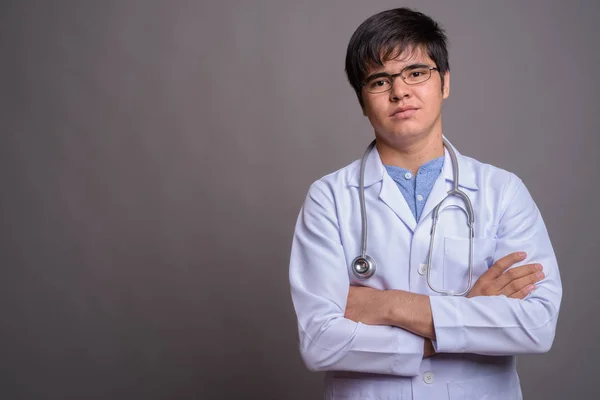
[391,106,418,119]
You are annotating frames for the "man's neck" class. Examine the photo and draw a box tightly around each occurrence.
[376,133,444,175]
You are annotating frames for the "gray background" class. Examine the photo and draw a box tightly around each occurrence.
[1,0,598,399]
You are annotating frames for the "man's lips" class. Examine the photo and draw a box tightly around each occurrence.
[391,106,418,119]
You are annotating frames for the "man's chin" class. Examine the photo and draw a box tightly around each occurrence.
[383,130,427,142]
[375,129,440,147]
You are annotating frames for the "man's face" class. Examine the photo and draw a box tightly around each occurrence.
[361,46,450,146]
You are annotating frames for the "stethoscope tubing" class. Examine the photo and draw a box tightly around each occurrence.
[351,138,475,296]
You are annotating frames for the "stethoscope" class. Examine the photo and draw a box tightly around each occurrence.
[351,138,475,296]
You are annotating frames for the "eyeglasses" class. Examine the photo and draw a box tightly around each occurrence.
[362,64,439,94]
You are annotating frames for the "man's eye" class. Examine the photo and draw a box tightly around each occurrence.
[368,79,391,90]
[410,72,424,78]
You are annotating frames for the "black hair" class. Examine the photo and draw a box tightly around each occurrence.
[345,8,449,108]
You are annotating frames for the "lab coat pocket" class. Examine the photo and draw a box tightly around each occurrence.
[329,376,404,399]
[443,237,497,295]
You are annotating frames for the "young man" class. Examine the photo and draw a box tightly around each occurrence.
[289,8,562,400]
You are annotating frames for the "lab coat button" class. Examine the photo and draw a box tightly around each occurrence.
[404,172,412,179]
[423,372,434,384]
[418,264,427,276]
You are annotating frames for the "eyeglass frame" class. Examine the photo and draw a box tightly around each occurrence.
[361,64,440,94]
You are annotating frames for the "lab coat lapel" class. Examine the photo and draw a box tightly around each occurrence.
[347,144,418,232]
[419,166,450,226]
[379,173,417,232]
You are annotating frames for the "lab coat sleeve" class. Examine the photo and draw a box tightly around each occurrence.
[289,180,425,375]
[430,174,562,355]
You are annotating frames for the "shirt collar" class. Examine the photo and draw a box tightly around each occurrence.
[347,136,478,191]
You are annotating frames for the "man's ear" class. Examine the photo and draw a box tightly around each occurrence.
[442,71,450,99]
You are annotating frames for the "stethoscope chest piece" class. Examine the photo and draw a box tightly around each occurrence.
[351,255,376,279]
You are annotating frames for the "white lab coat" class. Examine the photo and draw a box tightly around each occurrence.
[289,139,562,400]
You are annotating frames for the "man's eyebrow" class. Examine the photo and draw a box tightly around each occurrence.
[363,72,391,82]
[403,63,431,70]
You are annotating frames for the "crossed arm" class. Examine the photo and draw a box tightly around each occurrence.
[290,176,562,375]
[344,252,545,357]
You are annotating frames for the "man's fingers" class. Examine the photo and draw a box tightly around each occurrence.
[496,263,543,291]
[509,284,537,299]
[500,269,544,297]
[488,252,527,278]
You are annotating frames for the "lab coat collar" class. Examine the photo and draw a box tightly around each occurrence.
[417,138,479,228]
[347,142,386,188]
[440,138,478,191]
[347,136,478,191]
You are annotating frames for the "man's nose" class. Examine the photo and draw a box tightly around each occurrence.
[389,77,410,101]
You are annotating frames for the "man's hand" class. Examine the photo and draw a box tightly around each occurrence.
[423,338,436,358]
[467,252,544,299]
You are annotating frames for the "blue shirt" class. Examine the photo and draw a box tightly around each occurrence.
[384,156,444,222]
